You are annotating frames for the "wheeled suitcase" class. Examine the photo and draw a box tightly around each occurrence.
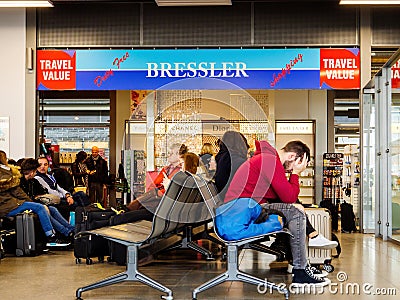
[15,212,47,257]
[74,205,115,265]
[305,208,335,272]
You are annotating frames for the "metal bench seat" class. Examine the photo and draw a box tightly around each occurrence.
[76,171,210,300]
[191,174,290,300]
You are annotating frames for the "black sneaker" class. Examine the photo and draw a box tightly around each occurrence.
[308,266,328,278]
[292,267,331,288]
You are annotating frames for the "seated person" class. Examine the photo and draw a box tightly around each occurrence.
[198,143,216,179]
[214,131,250,200]
[224,140,331,288]
[126,143,185,211]
[270,141,337,249]
[35,156,75,206]
[19,158,75,240]
[0,151,71,246]
[113,151,200,225]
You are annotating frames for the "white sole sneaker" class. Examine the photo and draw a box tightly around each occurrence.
[291,277,331,289]
[313,270,329,278]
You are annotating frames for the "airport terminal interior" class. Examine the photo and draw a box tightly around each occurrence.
[0,232,399,300]
[2,1,400,299]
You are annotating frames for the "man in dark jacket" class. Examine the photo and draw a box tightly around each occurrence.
[85,146,108,204]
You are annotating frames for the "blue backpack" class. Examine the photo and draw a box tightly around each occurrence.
[215,198,283,241]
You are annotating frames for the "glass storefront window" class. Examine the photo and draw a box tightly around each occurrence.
[39,98,110,164]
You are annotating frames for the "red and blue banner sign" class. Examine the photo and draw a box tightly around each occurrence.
[37,48,360,91]
[392,60,400,89]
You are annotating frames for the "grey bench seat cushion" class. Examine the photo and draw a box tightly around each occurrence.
[88,221,153,245]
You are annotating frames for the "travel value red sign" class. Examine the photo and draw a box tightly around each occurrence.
[392,60,400,89]
[320,48,360,89]
[37,50,76,90]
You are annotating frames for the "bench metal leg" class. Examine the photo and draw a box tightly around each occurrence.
[192,244,289,299]
[246,242,286,261]
[76,245,173,300]
[165,226,214,260]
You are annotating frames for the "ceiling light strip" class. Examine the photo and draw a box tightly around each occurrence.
[340,0,400,4]
[0,1,53,7]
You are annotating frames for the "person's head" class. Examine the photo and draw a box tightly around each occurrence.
[0,150,7,165]
[21,158,40,179]
[7,158,17,166]
[219,131,249,157]
[37,156,49,174]
[76,150,87,163]
[200,143,214,156]
[179,144,188,158]
[91,146,99,158]
[182,152,199,174]
[279,140,310,172]
[167,143,181,166]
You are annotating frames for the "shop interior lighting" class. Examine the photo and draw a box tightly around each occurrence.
[340,0,400,4]
[0,0,53,7]
[156,0,231,6]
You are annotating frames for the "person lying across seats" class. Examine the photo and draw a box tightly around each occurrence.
[0,151,71,246]
[223,140,331,288]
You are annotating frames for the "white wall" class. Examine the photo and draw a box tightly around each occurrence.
[0,9,27,160]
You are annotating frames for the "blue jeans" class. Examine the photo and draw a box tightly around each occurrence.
[48,206,74,236]
[6,202,54,237]
[262,203,307,270]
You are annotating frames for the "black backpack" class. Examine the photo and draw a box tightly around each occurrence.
[340,201,357,233]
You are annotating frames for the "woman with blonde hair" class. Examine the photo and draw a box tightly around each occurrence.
[199,143,216,178]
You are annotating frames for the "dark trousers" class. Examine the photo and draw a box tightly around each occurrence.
[89,182,104,204]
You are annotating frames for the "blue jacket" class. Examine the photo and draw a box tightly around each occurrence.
[215,198,283,241]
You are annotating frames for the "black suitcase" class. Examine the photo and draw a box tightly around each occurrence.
[15,212,47,257]
[74,205,115,265]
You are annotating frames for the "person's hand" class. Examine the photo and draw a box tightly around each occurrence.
[162,172,171,189]
[66,196,74,205]
[292,153,308,175]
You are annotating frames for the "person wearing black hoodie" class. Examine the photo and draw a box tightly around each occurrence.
[214,131,249,200]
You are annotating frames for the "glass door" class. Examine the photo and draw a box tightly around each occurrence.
[362,92,376,232]
[390,91,400,242]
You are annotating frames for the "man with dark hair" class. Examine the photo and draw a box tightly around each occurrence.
[224,140,331,288]
[0,152,70,247]
[34,156,75,206]
[20,158,74,245]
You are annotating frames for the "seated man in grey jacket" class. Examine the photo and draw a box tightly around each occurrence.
[34,156,75,206]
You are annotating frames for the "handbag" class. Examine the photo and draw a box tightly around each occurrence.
[35,193,61,206]
[74,185,87,193]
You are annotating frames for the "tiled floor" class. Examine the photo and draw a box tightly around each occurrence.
[1,232,399,300]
